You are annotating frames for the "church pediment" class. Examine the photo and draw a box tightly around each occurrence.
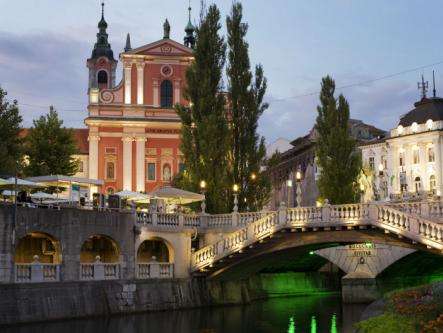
[126,39,193,57]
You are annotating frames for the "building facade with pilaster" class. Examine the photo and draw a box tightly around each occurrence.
[84,5,195,194]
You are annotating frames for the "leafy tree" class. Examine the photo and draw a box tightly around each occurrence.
[315,76,361,204]
[226,2,270,211]
[0,87,23,175]
[176,3,231,213]
[25,106,79,177]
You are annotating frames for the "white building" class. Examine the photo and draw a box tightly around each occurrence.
[360,95,443,201]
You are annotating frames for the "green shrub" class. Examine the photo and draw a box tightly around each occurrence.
[355,314,417,333]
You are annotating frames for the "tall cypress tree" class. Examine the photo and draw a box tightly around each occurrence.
[0,87,22,176]
[315,76,361,204]
[25,106,79,177]
[227,2,270,211]
[176,4,230,213]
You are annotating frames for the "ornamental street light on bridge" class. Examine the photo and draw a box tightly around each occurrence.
[199,180,206,214]
[233,184,239,213]
[295,170,302,207]
[286,179,293,207]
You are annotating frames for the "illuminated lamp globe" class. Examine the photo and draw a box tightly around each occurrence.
[200,180,206,190]
[426,119,434,130]
[233,184,239,193]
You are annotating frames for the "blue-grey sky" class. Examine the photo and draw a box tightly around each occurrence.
[0,0,442,144]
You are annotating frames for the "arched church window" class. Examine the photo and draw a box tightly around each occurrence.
[98,70,108,88]
[430,175,436,193]
[163,164,171,181]
[414,176,421,193]
[160,80,173,108]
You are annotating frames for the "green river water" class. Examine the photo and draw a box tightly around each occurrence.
[3,294,367,333]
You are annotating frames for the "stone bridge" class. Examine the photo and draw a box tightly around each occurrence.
[0,201,442,286]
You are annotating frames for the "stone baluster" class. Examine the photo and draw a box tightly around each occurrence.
[322,200,331,222]
[178,213,184,228]
[150,257,159,278]
[31,255,43,283]
[278,201,287,225]
[94,256,104,280]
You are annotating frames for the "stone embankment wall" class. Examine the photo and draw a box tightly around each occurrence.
[0,272,339,326]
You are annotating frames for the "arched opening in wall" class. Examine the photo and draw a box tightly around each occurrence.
[429,175,436,194]
[15,232,61,264]
[160,80,173,108]
[80,235,120,263]
[414,177,421,193]
[137,238,172,263]
[97,70,108,89]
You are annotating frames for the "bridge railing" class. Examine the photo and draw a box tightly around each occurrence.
[191,203,376,271]
[80,262,121,281]
[136,262,174,279]
[136,210,273,231]
[15,263,60,283]
[375,205,443,251]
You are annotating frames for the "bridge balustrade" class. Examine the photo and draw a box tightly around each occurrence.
[15,262,60,283]
[287,207,322,223]
[136,262,174,279]
[80,262,121,281]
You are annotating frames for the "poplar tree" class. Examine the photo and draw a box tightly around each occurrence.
[176,4,230,213]
[0,87,22,175]
[227,2,270,211]
[25,106,79,177]
[315,76,361,204]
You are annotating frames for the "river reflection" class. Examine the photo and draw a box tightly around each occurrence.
[4,294,366,333]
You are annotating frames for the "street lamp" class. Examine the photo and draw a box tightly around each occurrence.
[200,180,206,213]
[295,170,302,207]
[250,173,257,181]
[286,179,293,207]
[233,184,239,213]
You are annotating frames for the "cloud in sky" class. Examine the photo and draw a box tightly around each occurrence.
[1,0,441,144]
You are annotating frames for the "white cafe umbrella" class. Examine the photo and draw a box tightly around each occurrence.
[150,186,205,205]
[115,190,150,201]
[1,190,16,196]
[30,191,57,200]
[4,177,41,188]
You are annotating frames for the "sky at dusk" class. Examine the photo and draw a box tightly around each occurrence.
[1,0,443,145]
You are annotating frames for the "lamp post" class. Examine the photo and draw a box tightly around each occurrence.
[295,170,302,207]
[233,184,239,213]
[378,163,384,200]
[360,183,365,203]
[286,179,293,207]
[199,180,206,214]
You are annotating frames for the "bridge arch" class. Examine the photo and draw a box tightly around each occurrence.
[206,230,418,279]
[80,234,120,263]
[15,231,62,264]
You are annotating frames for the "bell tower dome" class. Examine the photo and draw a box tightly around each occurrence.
[87,2,117,91]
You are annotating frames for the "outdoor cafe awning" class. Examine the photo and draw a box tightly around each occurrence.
[25,175,104,187]
[150,186,205,205]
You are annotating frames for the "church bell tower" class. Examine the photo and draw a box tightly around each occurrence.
[87,2,117,91]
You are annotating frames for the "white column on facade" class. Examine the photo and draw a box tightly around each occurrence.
[88,134,100,179]
[124,63,132,105]
[135,137,146,192]
[173,80,181,105]
[136,63,145,105]
[434,136,442,195]
[153,79,160,107]
[122,136,133,191]
[88,134,100,196]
